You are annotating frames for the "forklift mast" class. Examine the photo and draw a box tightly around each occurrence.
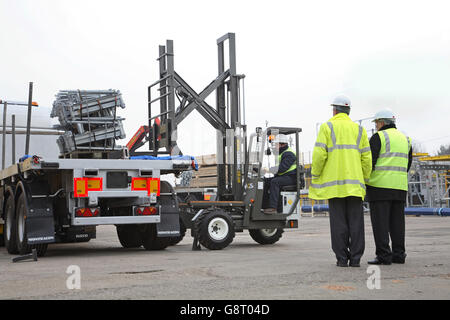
[138,33,246,201]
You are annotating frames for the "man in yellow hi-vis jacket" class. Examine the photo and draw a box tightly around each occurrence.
[367,109,412,265]
[309,95,372,267]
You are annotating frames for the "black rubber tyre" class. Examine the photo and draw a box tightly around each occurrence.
[16,193,48,256]
[4,195,18,254]
[249,228,284,245]
[116,224,143,248]
[142,224,171,250]
[196,209,235,250]
[168,219,186,246]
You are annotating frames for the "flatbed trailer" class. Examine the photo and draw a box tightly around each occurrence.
[0,147,194,257]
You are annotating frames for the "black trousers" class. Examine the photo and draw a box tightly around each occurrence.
[328,197,365,263]
[369,200,406,262]
[263,174,297,209]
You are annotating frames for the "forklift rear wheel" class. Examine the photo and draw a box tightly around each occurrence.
[16,193,48,257]
[197,209,235,250]
[4,195,18,254]
[116,224,143,248]
[249,228,284,245]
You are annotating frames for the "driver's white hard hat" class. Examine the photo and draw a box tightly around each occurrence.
[275,134,289,144]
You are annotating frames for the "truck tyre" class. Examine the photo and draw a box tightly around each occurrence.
[168,219,186,246]
[249,228,284,245]
[116,225,143,248]
[142,224,171,250]
[196,209,235,250]
[16,193,48,256]
[4,195,18,254]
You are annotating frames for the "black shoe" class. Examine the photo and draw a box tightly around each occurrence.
[368,257,391,265]
[336,260,348,267]
[349,260,360,267]
[392,257,406,264]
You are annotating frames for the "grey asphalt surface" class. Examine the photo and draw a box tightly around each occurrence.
[1,214,449,300]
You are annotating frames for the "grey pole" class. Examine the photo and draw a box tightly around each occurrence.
[216,38,227,199]
[2,101,7,169]
[12,114,16,164]
[166,40,176,152]
[25,82,33,155]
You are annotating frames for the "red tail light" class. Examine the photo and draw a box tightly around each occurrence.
[75,208,100,217]
[135,206,158,216]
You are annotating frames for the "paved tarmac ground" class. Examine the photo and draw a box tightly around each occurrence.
[1,214,449,300]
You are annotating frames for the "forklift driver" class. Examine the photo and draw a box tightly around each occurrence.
[263,134,297,214]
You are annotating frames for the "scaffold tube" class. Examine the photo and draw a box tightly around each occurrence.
[404,207,450,216]
[300,205,450,216]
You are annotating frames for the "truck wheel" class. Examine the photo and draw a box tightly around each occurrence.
[4,195,18,254]
[142,224,171,250]
[196,209,235,250]
[16,193,48,256]
[249,228,284,245]
[116,225,143,248]
[168,219,186,246]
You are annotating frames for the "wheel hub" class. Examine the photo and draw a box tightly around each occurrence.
[260,229,277,237]
[208,217,229,241]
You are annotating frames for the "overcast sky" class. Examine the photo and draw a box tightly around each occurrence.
[1,0,449,160]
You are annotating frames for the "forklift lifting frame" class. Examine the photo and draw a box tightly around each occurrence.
[144,33,304,234]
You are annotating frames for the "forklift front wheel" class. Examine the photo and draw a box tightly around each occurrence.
[196,210,235,250]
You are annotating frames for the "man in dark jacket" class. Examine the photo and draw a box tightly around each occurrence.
[263,134,297,214]
[366,109,412,265]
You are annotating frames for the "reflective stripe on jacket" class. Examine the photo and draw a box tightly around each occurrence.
[309,113,372,200]
[277,147,296,175]
[367,128,410,191]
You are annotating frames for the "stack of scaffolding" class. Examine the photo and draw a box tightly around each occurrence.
[51,90,126,155]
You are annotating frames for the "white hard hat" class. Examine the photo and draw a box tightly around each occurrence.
[372,108,395,122]
[331,94,352,108]
[271,134,288,144]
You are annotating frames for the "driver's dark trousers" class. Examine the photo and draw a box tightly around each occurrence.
[263,173,297,210]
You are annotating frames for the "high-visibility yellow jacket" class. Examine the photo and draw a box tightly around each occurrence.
[309,113,372,200]
[367,128,411,191]
[277,147,297,175]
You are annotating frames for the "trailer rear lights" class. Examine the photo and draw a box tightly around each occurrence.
[131,177,160,196]
[75,208,100,217]
[135,206,158,216]
[74,177,103,197]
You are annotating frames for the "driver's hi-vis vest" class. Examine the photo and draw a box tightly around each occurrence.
[367,128,411,191]
[277,147,296,175]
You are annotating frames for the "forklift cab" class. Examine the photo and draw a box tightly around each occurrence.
[243,127,304,221]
